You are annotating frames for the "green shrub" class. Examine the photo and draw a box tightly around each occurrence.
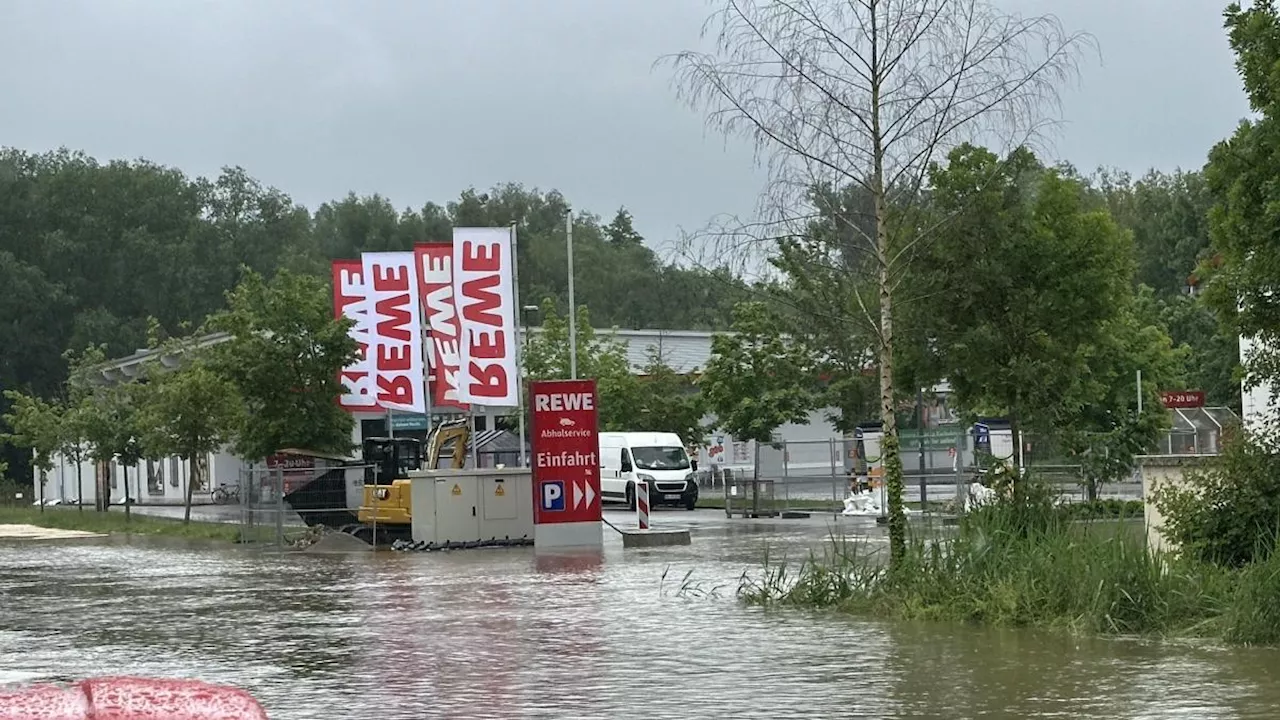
[735,473,1280,642]
[1153,426,1280,568]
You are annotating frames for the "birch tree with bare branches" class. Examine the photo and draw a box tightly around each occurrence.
[663,0,1092,562]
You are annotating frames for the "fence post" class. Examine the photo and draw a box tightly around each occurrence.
[781,441,790,511]
[636,481,650,530]
[238,468,247,544]
[723,468,732,519]
[274,467,284,551]
[830,438,839,510]
[747,438,757,515]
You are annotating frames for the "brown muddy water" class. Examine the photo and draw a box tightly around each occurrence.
[2,510,1280,719]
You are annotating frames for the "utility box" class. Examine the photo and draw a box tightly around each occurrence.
[408,468,534,545]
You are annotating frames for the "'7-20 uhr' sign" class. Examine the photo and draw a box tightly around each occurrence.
[530,379,601,525]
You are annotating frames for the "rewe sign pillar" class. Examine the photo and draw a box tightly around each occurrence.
[530,379,603,549]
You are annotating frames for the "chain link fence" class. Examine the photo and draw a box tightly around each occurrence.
[236,448,523,549]
[237,464,371,549]
[696,430,1160,516]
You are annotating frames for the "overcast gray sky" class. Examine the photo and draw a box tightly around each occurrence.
[0,0,1251,254]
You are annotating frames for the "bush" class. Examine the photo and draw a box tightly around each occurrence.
[732,464,1280,644]
[1153,425,1280,568]
[1060,498,1144,521]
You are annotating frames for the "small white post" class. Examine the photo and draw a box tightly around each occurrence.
[1137,369,1143,415]
[636,481,650,531]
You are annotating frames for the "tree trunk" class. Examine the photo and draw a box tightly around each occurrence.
[877,220,907,564]
[183,457,196,525]
[75,458,83,513]
[123,463,131,522]
[37,469,45,513]
[868,12,906,566]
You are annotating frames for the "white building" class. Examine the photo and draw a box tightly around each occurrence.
[1239,333,1278,434]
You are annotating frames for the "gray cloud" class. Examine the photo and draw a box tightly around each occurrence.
[0,0,1250,254]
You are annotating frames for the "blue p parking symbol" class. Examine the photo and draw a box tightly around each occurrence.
[541,481,565,512]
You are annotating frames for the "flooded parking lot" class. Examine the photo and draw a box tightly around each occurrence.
[3,509,1279,719]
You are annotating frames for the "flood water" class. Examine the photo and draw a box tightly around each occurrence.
[3,510,1280,719]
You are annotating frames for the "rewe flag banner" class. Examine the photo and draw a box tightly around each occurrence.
[361,251,427,414]
[414,243,469,411]
[453,227,519,407]
[332,260,378,411]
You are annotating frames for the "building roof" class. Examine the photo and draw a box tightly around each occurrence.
[606,329,716,374]
[88,327,721,383]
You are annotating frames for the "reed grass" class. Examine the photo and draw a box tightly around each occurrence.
[737,498,1280,644]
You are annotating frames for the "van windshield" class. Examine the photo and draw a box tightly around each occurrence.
[631,446,690,471]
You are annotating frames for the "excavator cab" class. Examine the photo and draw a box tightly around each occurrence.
[362,436,424,485]
[356,421,473,534]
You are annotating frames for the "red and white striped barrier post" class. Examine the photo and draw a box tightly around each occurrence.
[636,481,650,530]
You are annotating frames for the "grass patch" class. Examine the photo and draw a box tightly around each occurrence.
[0,506,242,542]
[735,498,1280,645]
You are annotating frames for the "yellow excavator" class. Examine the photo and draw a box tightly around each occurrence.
[348,419,472,543]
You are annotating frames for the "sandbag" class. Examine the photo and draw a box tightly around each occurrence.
[0,677,266,720]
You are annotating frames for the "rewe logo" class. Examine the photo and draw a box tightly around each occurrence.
[535,392,595,412]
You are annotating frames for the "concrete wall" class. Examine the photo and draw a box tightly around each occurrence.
[1137,454,1215,555]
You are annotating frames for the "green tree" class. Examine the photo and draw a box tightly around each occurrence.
[919,145,1179,498]
[1094,168,1213,298]
[1059,305,1184,499]
[920,147,1131,432]
[1133,286,1238,411]
[667,0,1090,563]
[0,145,756,484]
[0,391,65,509]
[629,347,708,447]
[700,302,816,445]
[203,268,358,462]
[137,342,241,523]
[522,298,639,431]
[1202,1,1280,403]
[603,208,644,247]
[70,345,148,518]
[56,398,91,512]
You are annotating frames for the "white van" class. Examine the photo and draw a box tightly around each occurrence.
[598,432,699,510]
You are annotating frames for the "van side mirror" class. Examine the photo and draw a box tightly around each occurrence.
[691,459,699,471]
[621,459,632,473]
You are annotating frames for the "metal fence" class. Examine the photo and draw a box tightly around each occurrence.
[694,431,1141,516]
[236,464,372,549]
[235,447,529,548]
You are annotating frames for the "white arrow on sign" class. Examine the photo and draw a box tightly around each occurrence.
[573,480,596,510]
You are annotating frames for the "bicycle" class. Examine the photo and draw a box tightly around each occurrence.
[210,484,241,505]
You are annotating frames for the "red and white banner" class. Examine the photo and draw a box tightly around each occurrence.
[453,227,519,407]
[362,251,427,414]
[414,243,469,411]
[332,260,378,411]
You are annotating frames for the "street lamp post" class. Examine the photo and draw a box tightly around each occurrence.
[566,211,577,380]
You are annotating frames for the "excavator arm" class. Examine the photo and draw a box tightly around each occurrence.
[425,419,471,470]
